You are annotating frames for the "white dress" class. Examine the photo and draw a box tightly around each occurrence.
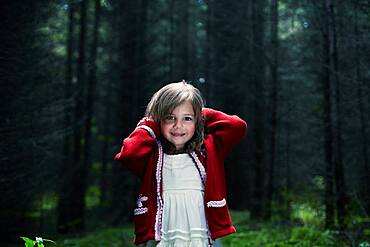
[157,153,209,247]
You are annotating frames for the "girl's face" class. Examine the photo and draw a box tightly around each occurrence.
[160,101,196,151]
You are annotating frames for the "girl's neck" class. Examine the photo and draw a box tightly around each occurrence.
[166,149,187,155]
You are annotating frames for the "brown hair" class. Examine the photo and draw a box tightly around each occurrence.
[146,81,205,153]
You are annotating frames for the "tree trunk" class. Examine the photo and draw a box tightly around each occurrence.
[322,0,348,229]
[249,0,266,219]
[285,117,292,221]
[82,0,101,214]
[181,0,190,79]
[57,0,79,233]
[354,1,370,216]
[325,0,347,229]
[69,0,88,233]
[205,0,215,104]
[168,0,175,80]
[265,0,279,220]
[322,0,335,229]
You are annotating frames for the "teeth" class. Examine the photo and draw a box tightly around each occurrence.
[172,133,184,136]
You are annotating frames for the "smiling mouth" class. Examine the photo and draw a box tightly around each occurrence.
[171,133,185,137]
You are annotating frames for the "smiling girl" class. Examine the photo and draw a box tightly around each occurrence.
[114,81,247,246]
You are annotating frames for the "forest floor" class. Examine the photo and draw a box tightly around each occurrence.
[14,210,370,247]
[51,211,367,247]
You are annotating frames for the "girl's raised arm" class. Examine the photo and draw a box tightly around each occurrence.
[202,108,247,156]
[114,118,160,177]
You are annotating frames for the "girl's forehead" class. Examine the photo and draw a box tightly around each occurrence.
[164,101,195,115]
[172,101,193,111]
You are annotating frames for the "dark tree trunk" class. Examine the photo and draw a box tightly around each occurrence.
[354,1,370,216]
[168,0,175,80]
[100,84,112,205]
[322,0,348,229]
[265,0,279,220]
[325,0,347,229]
[205,0,215,104]
[180,0,190,79]
[322,0,335,229]
[57,0,76,233]
[82,0,101,215]
[249,0,266,219]
[68,0,88,233]
[285,115,292,221]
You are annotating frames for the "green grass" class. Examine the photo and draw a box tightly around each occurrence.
[55,224,346,247]
[221,226,346,247]
[220,211,347,247]
[57,226,135,247]
[51,209,368,247]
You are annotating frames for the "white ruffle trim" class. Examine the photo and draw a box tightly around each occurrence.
[158,228,209,247]
[134,207,148,215]
[206,198,226,208]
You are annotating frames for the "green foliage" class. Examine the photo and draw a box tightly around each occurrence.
[221,210,348,247]
[221,228,288,247]
[50,208,362,247]
[58,227,134,247]
[42,192,58,210]
[359,242,370,247]
[221,226,346,247]
[85,185,101,209]
[20,237,38,247]
[20,236,56,247]
[291,203,325,226]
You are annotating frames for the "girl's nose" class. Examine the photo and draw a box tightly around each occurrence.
[173,119,183,128]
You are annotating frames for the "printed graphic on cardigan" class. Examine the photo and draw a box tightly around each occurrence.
[134,194,148,215]
[207,198,227,208]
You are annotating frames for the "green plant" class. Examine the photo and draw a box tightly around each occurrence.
[359,241,370,247]
[20,236,56,247]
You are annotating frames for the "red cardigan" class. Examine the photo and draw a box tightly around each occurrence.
[114,108,247,245]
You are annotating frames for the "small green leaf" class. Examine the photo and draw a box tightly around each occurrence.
[20,236,36,247]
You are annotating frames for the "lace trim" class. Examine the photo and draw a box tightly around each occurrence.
[206,198,226,208]
[160,228,209,241]
[157,238,209,247]
[137,194,148,207]
[189,152,207,186]
[134,207,148,215]
[154,141,164,241]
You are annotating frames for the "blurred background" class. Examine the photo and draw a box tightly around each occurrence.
[1,0,370,246]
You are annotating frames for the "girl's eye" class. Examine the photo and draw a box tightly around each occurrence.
[165,115,175,121]
[184,116,193,121]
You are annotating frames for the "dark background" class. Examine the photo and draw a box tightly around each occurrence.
[1,0,370,245]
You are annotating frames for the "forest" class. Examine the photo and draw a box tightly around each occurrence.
[1,0,370,246]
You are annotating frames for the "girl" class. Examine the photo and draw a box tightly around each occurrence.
[114,81,247,246]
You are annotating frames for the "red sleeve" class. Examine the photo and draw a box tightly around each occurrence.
[202,108,247,156]
[114,118,161,177]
